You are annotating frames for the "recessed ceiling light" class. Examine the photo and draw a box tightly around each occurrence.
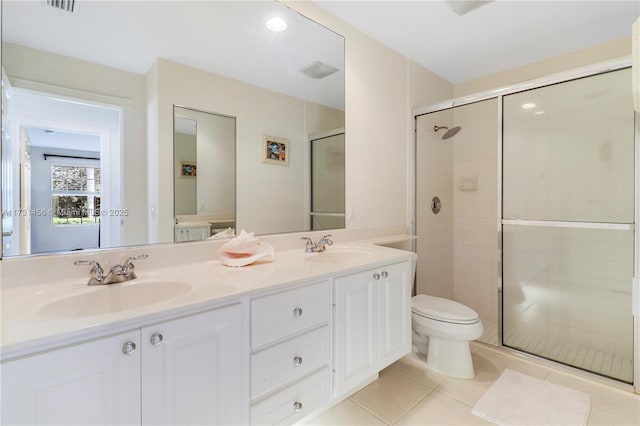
[534,111,546,115]
[521,103,536,110]
[265,17,287,32]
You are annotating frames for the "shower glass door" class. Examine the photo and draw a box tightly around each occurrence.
[310,131,345,230]
[502,68,635,383]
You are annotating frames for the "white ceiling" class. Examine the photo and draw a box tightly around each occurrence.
[26,127,101,152]
[2,1,344,109]
[314,0,639,83]
[4,1,638,107]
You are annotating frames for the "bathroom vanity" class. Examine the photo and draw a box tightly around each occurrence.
[0,242,415,425]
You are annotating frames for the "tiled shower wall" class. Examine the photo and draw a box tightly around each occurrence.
[415,99,500,331]
[452,99,499,327]
[415,109,454,299]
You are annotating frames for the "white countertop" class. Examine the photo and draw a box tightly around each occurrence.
[1,242,416,361]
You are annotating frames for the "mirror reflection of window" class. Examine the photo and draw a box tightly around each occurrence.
[51,164,101,226]
[1,0,345,257]
[4,88,121,256]
[31,132,103,254]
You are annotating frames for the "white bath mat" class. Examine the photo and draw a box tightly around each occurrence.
[472,369,591,426]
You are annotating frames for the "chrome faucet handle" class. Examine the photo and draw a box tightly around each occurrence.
[316,234,333,252]
[74,259,106,286]
[301,236,314,252]
[122,254,148,279]
[124,253,149,264]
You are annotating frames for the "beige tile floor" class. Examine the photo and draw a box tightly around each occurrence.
[303,343,640,425]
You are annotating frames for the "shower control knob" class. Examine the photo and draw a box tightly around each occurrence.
[431,196,441,214]
[373,273,380,280]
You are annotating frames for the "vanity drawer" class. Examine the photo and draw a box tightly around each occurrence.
[251,280,330,348]
[251,325,330,399]
[250,367,330,426]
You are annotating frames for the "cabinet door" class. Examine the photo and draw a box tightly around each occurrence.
[189,226,210,241]
[379,261,412,368]
[1,331,141,426]
[333,270,379,398]
[174,228,187,242]
[141,304,246,426]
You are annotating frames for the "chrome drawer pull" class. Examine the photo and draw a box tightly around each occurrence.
[293,306,303,317]
[122,341,136,355]
[381,271,388,278]
[150,332,164,346]
[373,273,380,280]
[293,356,303,366]
[293,401,303,412]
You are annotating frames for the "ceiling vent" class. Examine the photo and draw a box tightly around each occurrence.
[300,61,339,80]
[43,0,77,13]
[444,0,492,16]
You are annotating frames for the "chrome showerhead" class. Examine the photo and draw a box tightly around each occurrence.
[434,125,462,140]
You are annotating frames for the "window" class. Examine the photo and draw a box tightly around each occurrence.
[51,164,100,225]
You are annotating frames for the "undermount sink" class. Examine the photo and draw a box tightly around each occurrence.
[37,279,192,319]
[305,247,375,264]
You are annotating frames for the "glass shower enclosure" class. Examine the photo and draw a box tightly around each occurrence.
[501,68,636,383]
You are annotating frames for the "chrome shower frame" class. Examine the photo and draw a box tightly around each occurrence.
[412,56,638,393]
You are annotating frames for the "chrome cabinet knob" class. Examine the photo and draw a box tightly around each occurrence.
[150,332,164,346]
[293,307,303,317]
[293,356,303,366]
[122,341,137,355]
[381,271,389,278]
[293,401,303,412]
[373,273,380,280]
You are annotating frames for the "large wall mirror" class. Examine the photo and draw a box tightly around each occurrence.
[1,0,345,257]
[173,107,236,242]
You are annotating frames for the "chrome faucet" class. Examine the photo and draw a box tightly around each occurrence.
[301,234,333,253]
[74,254,148,286]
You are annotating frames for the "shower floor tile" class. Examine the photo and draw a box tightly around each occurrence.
[502,331,633,383]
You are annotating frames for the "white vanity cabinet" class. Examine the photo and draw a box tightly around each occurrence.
[1,330,142,426]
[1,303,245,426]
[141,303,245,425]
[333,260,412,399]
[174,224,210,242]
[378,261,413,368]
[249,280,332,425]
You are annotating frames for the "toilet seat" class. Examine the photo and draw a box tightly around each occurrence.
[412,295,479,325]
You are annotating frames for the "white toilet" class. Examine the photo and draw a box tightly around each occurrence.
[411,294,483,379]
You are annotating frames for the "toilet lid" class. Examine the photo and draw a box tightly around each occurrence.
[412,294,479,324]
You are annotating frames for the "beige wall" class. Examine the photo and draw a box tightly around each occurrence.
[146,59,346,242]
[174,131,197,216]
[286,1,453,233]
[454,37,631,98]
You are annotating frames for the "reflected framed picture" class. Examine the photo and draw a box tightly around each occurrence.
[263,135,289,166]
[180,161,197,177]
